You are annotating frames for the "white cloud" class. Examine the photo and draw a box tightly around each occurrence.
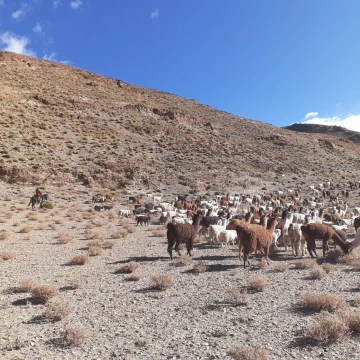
[0,32,35,56]
[304,112,318,120]
[70,0,82,9]
[302,114,360,133]
[12,3,30,20]
[151,9,159,19]
[33,22,43,34]
[53,0,61,8]
[44,52,71,65]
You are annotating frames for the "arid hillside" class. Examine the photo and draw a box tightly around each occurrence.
[285,123,360,146]
[1,50,360,191]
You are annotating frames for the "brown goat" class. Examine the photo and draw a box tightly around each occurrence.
[236,217,278,268]
[167,214,201,260]
[300,223,351,258]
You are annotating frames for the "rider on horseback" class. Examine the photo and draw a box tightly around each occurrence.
[35,187,42,202]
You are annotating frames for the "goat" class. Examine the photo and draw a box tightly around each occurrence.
[236,217,278,268]
[167,214,201,260]
[300,223,351,258]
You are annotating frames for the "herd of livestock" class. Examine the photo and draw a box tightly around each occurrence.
[94,179,360,268]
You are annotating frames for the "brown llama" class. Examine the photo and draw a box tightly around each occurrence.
[226,212,253,258]
[355,216,360,232]
[167,214,201,260]
[236,217,278,268]
[300,223,351,258]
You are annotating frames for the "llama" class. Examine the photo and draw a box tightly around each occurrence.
[300,223,351,258]
[355,216,360,232]
[349,227,360,252]
[218,230,238,248]
[236,217,278,268]
[167,214,201,260]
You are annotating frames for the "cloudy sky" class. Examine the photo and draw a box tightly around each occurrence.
[0,1,359,132]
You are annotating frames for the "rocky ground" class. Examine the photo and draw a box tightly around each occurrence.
[0,182,360,360]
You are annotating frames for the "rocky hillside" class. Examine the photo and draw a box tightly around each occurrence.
[1,50,360,192]
[285,123,360,146]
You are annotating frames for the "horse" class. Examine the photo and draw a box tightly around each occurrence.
[28,195,44,210]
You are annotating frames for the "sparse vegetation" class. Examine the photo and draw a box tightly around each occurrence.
[31,284,58,304]
[70,254,89,265]
[322,263,333,274]
[128,268,143,281]
[116,261,140,274]
[247,275,268,292]
[45,299,72,321]
[18,278,37,292]
[302,292,347,311]
[88,246,103,256]
[307,311,349,344]
[57,232,75,244]
[0,252,16,260]
[110,229,128,239]
[19,226,33,233]
[273,262,288,272]
[293,259,316,270]
[151,274,174,290]
[176,254,192,266]
[0,231,11,240]
[309,266,327,280]
[192,261,208,274]
[64,327,90,347]
[226,287,247,306]
[152,230,166,237]
[227,344,269,360]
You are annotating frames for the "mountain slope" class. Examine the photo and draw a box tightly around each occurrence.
[285,123,360,145]
[1,50,360,191]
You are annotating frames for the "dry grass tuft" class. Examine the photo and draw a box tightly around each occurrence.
[19,226,33,233]
[110,229,128,239]
[226,287,247,306]
[322,263,333,274]
[31,284,58,304]
[293,259,316,270]
[175,254,192,266]
[192,261,208,274]
[309,266,327,280]
[18,278,37,292]
[70,254,89,265]
[302,292,347,312]
[45,299,72,321]
[227,344,269,360]
[116,261,140,274]
[273,262,288,272]
[338,252,358,264]
[351,261,360,271]
[103,240,115,249]
[119,218,130,226]
[247,275,268,292]
[57,232,75,244]
[69,277,83,290]
[151,274,174,290]
[341,310,360,333]
[87,239,103,248]
[88,246,103,256]
[152,230,166,237]
[64,327,90,347]
[128,268,143,281]
[257,259,268,270]
[307,311,349,344]
[126,225,136,233]
[0,252,16,260]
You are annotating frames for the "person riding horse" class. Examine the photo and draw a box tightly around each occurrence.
[35,188,42,202]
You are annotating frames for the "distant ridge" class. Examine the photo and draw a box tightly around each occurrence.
[284,123,360,145]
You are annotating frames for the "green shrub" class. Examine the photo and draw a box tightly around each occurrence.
[42,202,54,209]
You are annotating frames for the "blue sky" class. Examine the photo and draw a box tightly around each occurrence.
[1,0,360,131]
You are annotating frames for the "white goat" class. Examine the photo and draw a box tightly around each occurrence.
[118,209,130,217]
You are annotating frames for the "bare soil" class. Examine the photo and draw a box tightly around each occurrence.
[1,183,360,360]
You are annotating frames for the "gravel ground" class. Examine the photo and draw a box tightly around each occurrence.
[1,184,360,360]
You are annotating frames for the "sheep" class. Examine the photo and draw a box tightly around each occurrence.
[236,217,278,268]
[219,230,238,248]
[118,209,130,217]
[167,214,201,260]
[300,223,351,258]
[136,215,151,226]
